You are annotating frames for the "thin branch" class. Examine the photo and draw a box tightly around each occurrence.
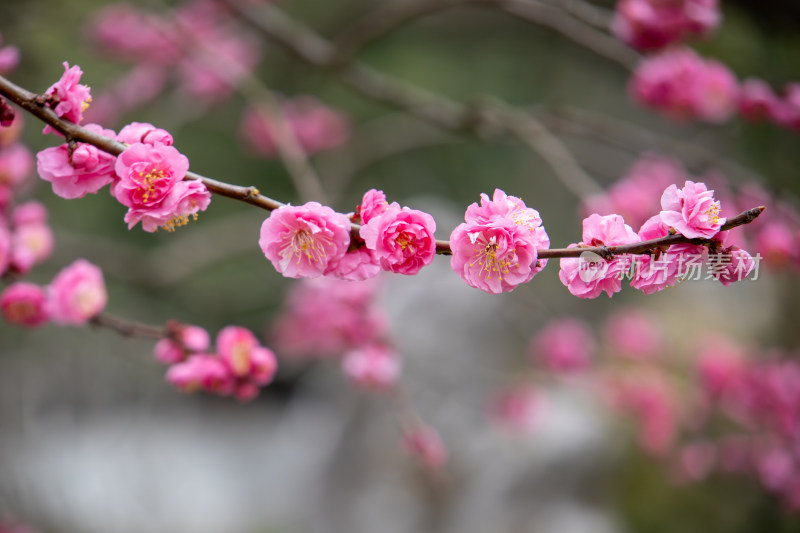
[89,312,167,339]
[0,74,765,260]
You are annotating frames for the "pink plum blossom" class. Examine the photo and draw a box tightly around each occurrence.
[630,215,705,293]
[43,62,92,132]
[710,247,755,286]
[117,122,173,146]
[217,325,260,378]
[559,214,640,299]
[249,346,278,386]
[739,78,783,122]
[660,180,725,238]
[0,143,34,188]
[85,64,170,126]
[259,202,351,278]
[88,4,181,64]
[357,188,390,224]
[154,338,185,365]
[36,124,118,199]
[47,259,107,325]
[10,220,54,274]
[631,48,739,123]
[241,97,350,157]
[756,222,795,268]
[360,204,437,275]
[153,325,210,365]
[608,372,678,455]
[166,354,234,395]
[1,282,49,327]
[0,32,20,75]
[342,344,400,390]
[113,141,210,232]
[532,318,594,373]
[612,0,720,51]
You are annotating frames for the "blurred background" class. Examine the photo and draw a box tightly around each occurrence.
[1,0,800,531]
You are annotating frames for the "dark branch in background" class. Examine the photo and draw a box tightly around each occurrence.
[225,0,606,198]
[0,74,765,260]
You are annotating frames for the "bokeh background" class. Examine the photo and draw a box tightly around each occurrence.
[2,0,800,532]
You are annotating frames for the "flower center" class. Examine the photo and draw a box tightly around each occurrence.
[469,235,515,281]
[137,168,168,204]
[705,201,721,225]
[288,229,329,265]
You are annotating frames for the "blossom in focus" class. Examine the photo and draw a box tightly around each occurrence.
[113,141,210,232]
[37,124,118,199]
[531,318,594,373]
[324,246,381,281]
[660,180,725,238]
[710,247,755,286]
[342,344,400,390]
[360,204,437,275]
[241,97,350,157]
[630,215,704,294]
[117,121,173,146]
[1,282,49,327]
[612,0,720,51]
[559,214,640,299]
[450,189,550,294]
[357,188,390,224]
[631,48,739,123]
[259,202,351,279]
[43,62,92,132]
[46,259,107,325]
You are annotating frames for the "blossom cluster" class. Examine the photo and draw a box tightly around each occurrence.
[612,0,720,51]
[272,276,399,391]
[32,63,212,233]
[739,79,800,134]
[1,259,107,327]
[85,0,262,123]
[258,188,436,282]
[241,96,351,158]
[162,324,278,402]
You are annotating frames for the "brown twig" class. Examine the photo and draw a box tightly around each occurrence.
[89,312,168,339]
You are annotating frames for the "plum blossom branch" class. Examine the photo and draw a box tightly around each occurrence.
[0,74,766,261]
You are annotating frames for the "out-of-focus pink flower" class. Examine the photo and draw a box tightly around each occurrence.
[532,318,594,373]
[674,441,717,483]
[0,32,21,75]
[37,124,118,199]
[357,188,389,224]
[709,247,755,286]
[559,214,640,299]
[241,97,350,156]
[756,222,795,268]
[43,62,92,132]
[88,4,181,64]
[259,202,351,279]
[324,247,381,281]
[272,277,388,359]
[631,48,739,123]
[612,0,720,51]
[249,346,277,386]
[739,78,783,121]
[178,35,261,103]
[696,335,748,401]
[342,344,400,390]
[0,144,34,189]
[609,372,678,455]
[403,424,448,471]
[217,325,260,378]
[117,122,173,146]
[581,154,686,229]
[85,64,170,126]
[12,201,47,226]
[154,323,211,364]
[360,204,436,275]
[166,354,234,395]
[660,180,725,238]
[11,221,54,274]
[488,386,542,432]
[154,338,185,365]
[47,259,107,325]
[1,282,49,327]
[604,309,661,359]
[451,189,549,293]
